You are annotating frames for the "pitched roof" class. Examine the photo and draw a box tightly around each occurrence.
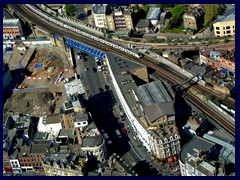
[136,19,150,28]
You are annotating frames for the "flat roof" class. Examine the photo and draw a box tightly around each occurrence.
[29,142,49,154]
[92,4,107,14]
[3,19,20,27]
[74,112,88,122]
[64,79,85,99]
[46,114,61,124]
[179,136,215,164]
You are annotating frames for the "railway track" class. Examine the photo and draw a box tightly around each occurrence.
[11,4,235,137]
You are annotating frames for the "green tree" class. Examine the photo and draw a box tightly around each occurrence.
[133,4,140,13]
[64,4,76,16]
[156,4,174,10]
[142,4,150,13]
[168,5,188,29]
[203,4,226,27]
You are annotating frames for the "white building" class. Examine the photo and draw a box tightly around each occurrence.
[9,159,22,174]
[92,4,108,29]
[179,136,222,176]
[37,114,62,136]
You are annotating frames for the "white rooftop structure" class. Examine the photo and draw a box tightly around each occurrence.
[64,79,85,99]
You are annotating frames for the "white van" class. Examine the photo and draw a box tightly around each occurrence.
[115,130,122,138]
[97,66,102,72]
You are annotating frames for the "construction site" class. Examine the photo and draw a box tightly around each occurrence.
[4,46,74,116]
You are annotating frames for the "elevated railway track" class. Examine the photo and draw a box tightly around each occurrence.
[11,4,235,138]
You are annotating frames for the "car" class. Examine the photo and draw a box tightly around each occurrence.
[92,67,97,72]
[115,129,122,138]
[101,130,112,144]
[120,128,127,135]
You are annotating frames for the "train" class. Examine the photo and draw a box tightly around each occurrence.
[25,4,143,59]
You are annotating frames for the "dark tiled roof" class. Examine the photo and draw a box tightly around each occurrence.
[82,136,103,147]
[136,19,150,28]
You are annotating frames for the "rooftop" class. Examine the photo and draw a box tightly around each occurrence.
[134,81,172,108]
[179,136,216,164]
[145,102,175,123]
[3,8,14,19]
[136,19,150,28]
[186,7,205,18]
[92,4,107,14]
[146,7,161,20]
[82,136,103,147]
[3,19,20,27]
[46,114,61,124]
[29,142,49,154]
[58,129,74,138]
[74,112,88,122]
[217,6,235,22]
[64,79,85,100]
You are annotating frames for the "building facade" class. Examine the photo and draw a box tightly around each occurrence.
[3,19,23,39]
[200,50,235,73]
[183,7,205,31]
[92,4,134,31]
[213,7,235,37]
[92,4,108,29]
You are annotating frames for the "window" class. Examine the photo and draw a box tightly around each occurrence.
[226,26,230,29]
[233,25,235,29]
[216,31,220,34]
[216,27,220,30]
[223,27,225,30]
[83,121,87,125]
[226,30,231,34]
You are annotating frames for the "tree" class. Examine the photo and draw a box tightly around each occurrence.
[142,4,150,13]
[203,4,226,27]
[64,4,76,16]
[133,4,140,13]
[168,5,188,29]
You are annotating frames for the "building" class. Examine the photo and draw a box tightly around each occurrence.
[3,151,13,174]
[179,136,224,176]
[146,7,161,26]
[200,50,235,73]
[37,114,62,136]
[183,112,211,137]
[105,53,180,161]
[64,79,85,100]
[135,19,150,33]
[93,4,134,31]
[3,19,23,39]
[213,6,235,37]
[9,159,22,174]
[42,153,85,176]
[92,4,109,29]
[3,63,12,91]
[163,50,182,65]
[183,6,205,32]
[77,119,108,162]
[111,5,134,31]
